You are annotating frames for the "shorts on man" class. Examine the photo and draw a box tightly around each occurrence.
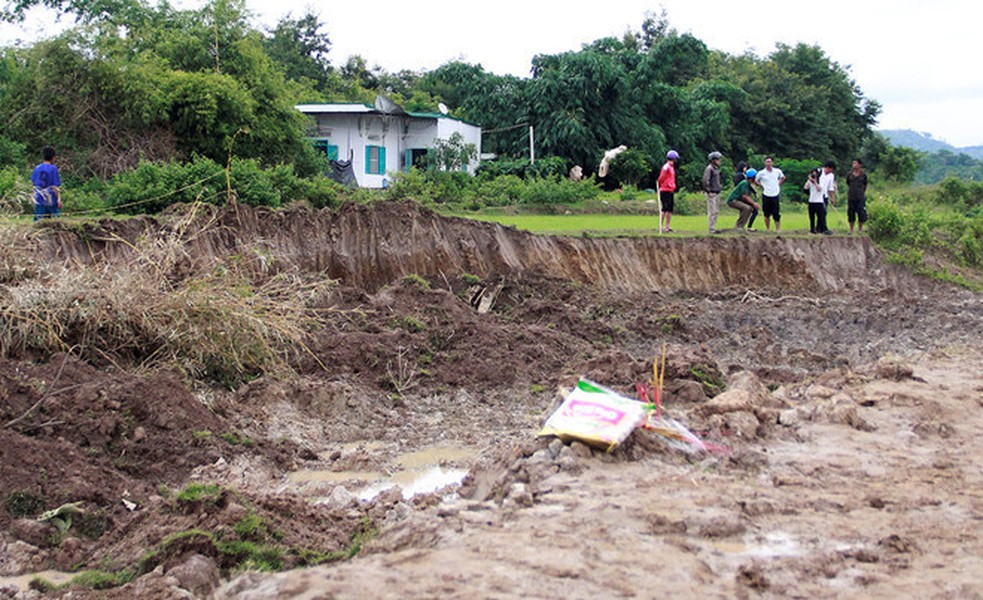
[847,199,868,224]
[659,191,675,214]
[762,195,781,221]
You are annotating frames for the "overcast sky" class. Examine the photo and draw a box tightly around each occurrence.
[3,0,980,146]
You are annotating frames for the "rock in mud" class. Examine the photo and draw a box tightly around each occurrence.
[0,540,45,576]
[167,553,220,598]
[504,483,534,508]
[53,536,86,570]
[737,562,769,590]
[645,513,687,535]
[699,371,785,419]
[712,410,761,438]
[322,486,357,509]
[123,565,194,599]
[699,389,756,416]
[568,441,594,459]
[696,515,747,538]
[666,379,708,404]
[805,384,837,401]
[872,357,915,381]
[817,393,877,431]
[8,520,55,548]
[777,408,801,427]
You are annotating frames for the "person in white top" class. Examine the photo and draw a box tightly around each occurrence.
[817,161,837,235]
[754,156,785,234]
[804,167,826,234]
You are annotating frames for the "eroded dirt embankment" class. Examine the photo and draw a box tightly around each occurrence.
[3,200,982,598]
[42,201,901,295]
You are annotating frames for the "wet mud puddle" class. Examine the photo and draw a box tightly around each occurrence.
[0,570,74,594]
[284,444,475,502]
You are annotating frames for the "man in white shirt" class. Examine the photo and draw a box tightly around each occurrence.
[754,156,785,234]
[818,161,837,235]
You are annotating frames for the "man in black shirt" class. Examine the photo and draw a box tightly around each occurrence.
[846,158,869,235]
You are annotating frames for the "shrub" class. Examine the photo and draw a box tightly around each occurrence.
[866,195,904,242]
[105,157,343,214]
[0,135,27,167]
[610,149,653,189]
[476,156,567,180]
[518,176,600,205]
[106,156,225,214]
[937,177,983,210]
[474,174,524,206]
[0,166,32,215]
[385,168,432,202]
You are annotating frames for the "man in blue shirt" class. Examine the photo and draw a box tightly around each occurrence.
[31,146,62,221]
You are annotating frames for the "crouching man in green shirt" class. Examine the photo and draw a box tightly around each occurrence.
[726,168,760,231]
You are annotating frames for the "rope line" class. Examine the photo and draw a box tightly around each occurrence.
[482,122,530,134]
[63,170,228,215]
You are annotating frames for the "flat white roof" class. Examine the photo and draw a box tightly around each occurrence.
[295,103,481,128]
[295,103,374,114]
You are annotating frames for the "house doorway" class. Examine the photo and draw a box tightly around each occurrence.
[405,148,428,170]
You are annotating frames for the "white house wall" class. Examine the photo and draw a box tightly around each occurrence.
[437,119,482,174]
[306,110,482,187]
[401,119,441,168]
[311,113,398,188]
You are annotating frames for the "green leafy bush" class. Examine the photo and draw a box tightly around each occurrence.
[937,177,983,210]
[476,156,567,180]
[0,166,31,214]
[385,168,432,202]
[473,174,525,206]
[610,149,653,188]
[0,136,27,168]
[105,157,345,214]
[866,195,904,242]
[518,176,600,205]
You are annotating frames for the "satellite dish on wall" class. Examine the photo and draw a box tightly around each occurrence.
[373,94,405,115]
[438,102,449,115]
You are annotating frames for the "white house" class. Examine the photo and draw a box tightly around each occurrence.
[296,98,482,188]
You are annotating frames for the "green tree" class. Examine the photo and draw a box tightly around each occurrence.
[0,0,318,177]
[880,146,921,182]
[610,148,653,188]
[263,11,333,91]
[427,132,477,172]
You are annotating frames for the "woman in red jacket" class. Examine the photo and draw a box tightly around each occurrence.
[658,150,680,234]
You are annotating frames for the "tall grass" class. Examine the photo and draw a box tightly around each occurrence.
[0,204,333,386]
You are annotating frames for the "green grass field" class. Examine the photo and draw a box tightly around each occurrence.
[457,204,853,236]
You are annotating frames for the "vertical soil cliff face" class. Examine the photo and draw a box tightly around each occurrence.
[41,201,902,295]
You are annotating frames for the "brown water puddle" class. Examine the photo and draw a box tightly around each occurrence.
[287,444,476,502]
[0,570,74,593]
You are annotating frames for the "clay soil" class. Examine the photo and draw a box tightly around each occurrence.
[1,201,981,599]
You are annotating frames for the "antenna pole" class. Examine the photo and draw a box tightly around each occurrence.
[529,126,535,164]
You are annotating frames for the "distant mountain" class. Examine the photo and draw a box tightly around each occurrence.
[879,129,983,160]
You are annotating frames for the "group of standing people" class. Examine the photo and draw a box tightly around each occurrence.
[690,150,869,237]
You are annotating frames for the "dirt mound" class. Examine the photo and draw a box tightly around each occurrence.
[0,201,980,597]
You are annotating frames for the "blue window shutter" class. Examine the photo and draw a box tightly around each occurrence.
[328,145,339,161]
[404,149,412,171]
[379,147,387,174]
[365,146,372,174]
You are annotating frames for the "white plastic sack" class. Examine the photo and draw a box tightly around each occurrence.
[539,378,647,451]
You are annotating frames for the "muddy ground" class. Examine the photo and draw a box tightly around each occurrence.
[0,201,981,599]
